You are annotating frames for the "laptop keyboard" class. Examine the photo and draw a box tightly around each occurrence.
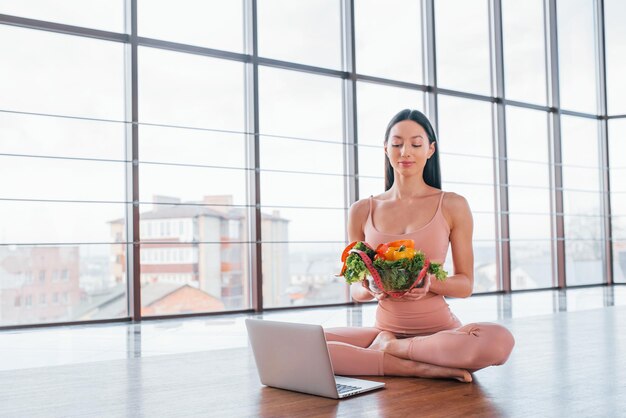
[336,383,361,395]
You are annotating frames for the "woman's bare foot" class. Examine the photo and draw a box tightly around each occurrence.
[383,353,472,383]
[368,331,396,351]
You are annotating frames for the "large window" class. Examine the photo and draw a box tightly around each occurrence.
[561,116,604,286]
[138,0,244,52]
[257,0,342,69]
[605,0,626,115]
[354,0,423,83]
[0,0,621,328]
[435,0,492,96]
[438,95,496,292]
[259,67,345,308]
[506,107,553,290]
[557,0,599,114]
[0,0,125,32]
[0,25,127,326]
[609,119,626,283]
[502,0,547,105]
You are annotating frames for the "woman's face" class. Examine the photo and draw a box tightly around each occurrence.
[385,120,435,175]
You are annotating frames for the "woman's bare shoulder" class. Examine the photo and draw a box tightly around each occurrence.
[349,197,371,218]
[442,191,470,210]
[441,192,472,224]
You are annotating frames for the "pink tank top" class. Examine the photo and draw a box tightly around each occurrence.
[363,192,462,336]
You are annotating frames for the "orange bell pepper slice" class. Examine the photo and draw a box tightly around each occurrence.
[386,239,415,249]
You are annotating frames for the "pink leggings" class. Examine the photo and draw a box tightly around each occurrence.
[325,322,515,376]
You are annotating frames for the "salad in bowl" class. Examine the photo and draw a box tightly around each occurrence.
[339,239,448,298]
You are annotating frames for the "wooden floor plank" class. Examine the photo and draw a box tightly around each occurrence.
[1,306,625,417]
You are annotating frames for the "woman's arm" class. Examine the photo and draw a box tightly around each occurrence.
[429,193,474,298]
[346,199,377,302]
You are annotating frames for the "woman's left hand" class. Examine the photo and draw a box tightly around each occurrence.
[395,275,432,302]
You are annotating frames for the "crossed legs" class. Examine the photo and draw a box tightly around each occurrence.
[325,323,514,382]
[326,327,472,382]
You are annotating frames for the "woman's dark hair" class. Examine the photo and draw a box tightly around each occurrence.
[383,109,441,191]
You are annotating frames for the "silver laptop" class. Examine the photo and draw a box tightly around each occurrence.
[245,318,385,399]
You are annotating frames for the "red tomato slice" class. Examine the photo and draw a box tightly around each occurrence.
[375,243,389,258]
[341,241,358,262]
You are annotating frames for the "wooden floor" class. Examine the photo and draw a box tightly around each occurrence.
[1,305,625,417]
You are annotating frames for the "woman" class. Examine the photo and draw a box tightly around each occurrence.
[326,109,514,383]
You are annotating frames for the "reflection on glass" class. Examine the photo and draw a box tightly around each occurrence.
[259,67,343,141]
[0,244,124,327]
[262,242,346,308]
[0,112,126,160]
[608,119,626,168]
[472,212,496,241]
[0,25,125,120]
[507,161,550,188]
[357,145,385,178]
[508,187,551,214]
[0,201,127,244]
[357,82,424,147]
[561,166,601,191]
[563,191,602,215]
[561,116,600,168]
[0,155,126,202]
[510,214,552,240]
[612,193,626,216]
[260,207,346,242]
[445,242,497,293]
[561,115,602,253]
[0,0,125,32]
[140,243,250,313]
[139,125,246,169]
[440,154,493,185]
[435,0,491,95]
[510,240,553,290]
[438,95,493,157]
[355,0,423,83]
[260,136,344,175]
[139,164,248,206]
[138,203,249,243]
[602,0,626,115]
[260,171,343,208]
[613,216,626,239]
[506,106,552,278]
[257,0,342,69]
[437,159,497,295]
[507,94,552,295]
[138,0,243,52]
[557,0,598,114]
[565,240,604,285]
[442,183,494,213]
[139,47,245,131]
[506,106,549,163]
[358,176,385,200]
[502,0,547,105]
[609,117,626,254]
[613,240,626,283]
[609,120,626,207]
[564,215,603,240]
[610,171,626,194]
